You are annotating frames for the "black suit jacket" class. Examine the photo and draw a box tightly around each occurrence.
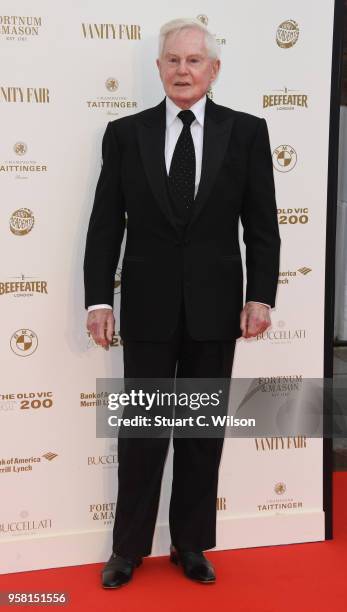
[84,96,281,341]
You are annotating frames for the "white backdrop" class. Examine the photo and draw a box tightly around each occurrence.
[0,0,335,573]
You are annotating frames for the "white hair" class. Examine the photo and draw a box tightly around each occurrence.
[158,18,220,60]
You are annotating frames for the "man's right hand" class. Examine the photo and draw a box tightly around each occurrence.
[87,309,115,348]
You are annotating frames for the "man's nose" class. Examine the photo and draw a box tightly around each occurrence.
[176,60,189,74]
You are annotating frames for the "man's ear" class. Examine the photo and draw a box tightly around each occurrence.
[211,59,221,83]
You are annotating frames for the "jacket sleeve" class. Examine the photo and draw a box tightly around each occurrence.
[83,122,126,309]
[240,118,281,308]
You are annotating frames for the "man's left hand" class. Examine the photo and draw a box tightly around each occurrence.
[240,302,271,338]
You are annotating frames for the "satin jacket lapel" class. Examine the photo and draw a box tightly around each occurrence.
[137,99,177,232]
[187,98,235,231]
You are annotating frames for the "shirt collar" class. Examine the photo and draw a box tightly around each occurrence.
[165,95,206,128]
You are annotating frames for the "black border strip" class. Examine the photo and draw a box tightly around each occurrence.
[324,0,345,540]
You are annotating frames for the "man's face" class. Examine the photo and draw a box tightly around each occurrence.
[156,28,220,109]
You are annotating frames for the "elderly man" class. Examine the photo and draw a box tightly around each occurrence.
[84,18,280,587]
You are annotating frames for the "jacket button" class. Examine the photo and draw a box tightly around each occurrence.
[184,238,190,245]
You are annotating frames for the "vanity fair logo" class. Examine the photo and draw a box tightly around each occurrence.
[0,274,48,298]
[0,87,50,103]
[272,145,297,172]
[10,329,38,357]
[81,22,141,40]
[276,20,299,48]
[196,14,226,45]
[0,15,42,40]
[9,209,35,235]
[0,142,48,178]
[86,78,137,116]
[255,436,307,451]
[263,87,308,111]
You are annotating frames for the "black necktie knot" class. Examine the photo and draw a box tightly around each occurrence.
[178,110,195,127]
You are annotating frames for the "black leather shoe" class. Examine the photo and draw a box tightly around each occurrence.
[101,553,142,589]
[169,545,216,583]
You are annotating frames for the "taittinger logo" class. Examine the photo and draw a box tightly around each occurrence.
[1,142,48,177]
[86,78,137,115]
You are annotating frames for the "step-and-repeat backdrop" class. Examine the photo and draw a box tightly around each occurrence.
[1,0,336,573]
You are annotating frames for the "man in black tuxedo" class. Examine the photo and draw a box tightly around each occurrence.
[84,18,280,587]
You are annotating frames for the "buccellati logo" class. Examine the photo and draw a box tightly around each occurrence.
[272,145,297,172]
[276,20,299,48]
[9,208,34,235]
[10,329,38,356]
[14,142,27,156]
[257,320,306,343]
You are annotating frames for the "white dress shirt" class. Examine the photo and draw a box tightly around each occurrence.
[88,95,270,312]
[165,95,205,198]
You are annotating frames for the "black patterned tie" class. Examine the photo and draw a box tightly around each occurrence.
[169,110,196,209]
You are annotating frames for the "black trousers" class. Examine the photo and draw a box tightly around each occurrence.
[113,300,236,557]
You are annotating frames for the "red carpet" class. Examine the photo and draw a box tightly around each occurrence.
[0,472,345,611]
